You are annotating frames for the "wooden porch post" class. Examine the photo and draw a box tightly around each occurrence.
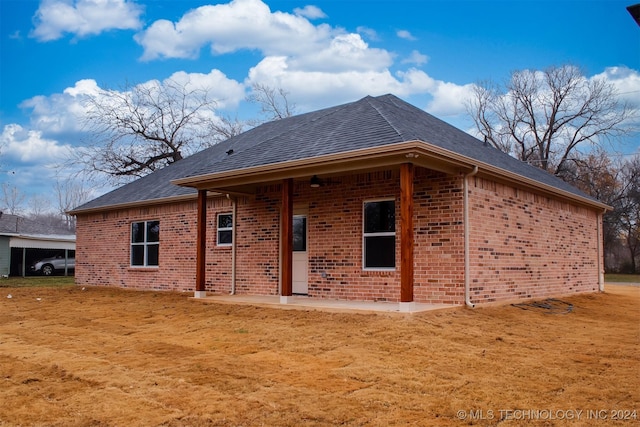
[195,189,207,297]
[400,163,414,304]
[281,178,293,299]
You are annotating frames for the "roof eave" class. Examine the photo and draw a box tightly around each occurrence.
[413,141,612,211]
[472,159,612,211]
[13,234,76,242]
[171,141,467,188]
[172,140,610,212]
[68,193,215,216]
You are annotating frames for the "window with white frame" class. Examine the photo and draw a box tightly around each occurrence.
[363,200,395,269]
[131,221,160,267]
[217,213,233,246]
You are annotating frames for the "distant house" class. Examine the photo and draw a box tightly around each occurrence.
[0,213,75,277]
[69,95,608,308]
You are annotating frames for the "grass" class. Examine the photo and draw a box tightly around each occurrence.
[0,276,75,288]
[605,273,640,283]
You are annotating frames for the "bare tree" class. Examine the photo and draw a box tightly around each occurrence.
[618,156,640,272]
[467,65,636,175]
[562,151,640,273]
[558,149,621,201]
[559,150,626,271]
[71,79,296,185]
[55,177,93,230]
[1,183,26,215]
[246,83,297,123]
[27,195,52,218]
[207,114,246,141]
[75,78,240,184]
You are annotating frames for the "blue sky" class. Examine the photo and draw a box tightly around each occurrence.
[0,0,639,212]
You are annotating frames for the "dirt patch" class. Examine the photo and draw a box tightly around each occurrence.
[0,285,638,426]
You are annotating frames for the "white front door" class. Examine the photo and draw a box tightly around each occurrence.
[292,215,308,294]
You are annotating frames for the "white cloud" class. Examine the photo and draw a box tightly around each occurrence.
[163,69,246,109]
[19,79,98,134]
[396,29,416,41]
[130,0,475,117]
[293,5,326,19]
[246,57,437,110]
[290,33,393,72]
[1,124,71,164]
[0,124,85,202]
[356,26,378,41]
[130,0,481,118]
[425,81,477,117]
[63,78,102,97]
[31,0,143,41]
[243,53,478,118]
[592,66,640,106]
[135,0,335,60]
[19,71,245,137]
[402,50,429,66]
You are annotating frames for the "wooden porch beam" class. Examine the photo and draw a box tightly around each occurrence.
[400,163,414,302]
[195,189,207,293]
[281,178,294,297]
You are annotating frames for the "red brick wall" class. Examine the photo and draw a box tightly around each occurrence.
[468,176,600,304]
[233,186,281,295]
[298,171,402,302]
[76,198,232,292]
[75,190,284,296]
[75,167,601,305]
[413,169,465,304]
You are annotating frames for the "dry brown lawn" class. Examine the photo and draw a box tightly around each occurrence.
[0,284,638,426]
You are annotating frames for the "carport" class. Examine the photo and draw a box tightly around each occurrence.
[3,234,75,277]
[0,212,76,277]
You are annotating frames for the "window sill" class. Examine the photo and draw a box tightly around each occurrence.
[363,268,396,274]
[128,266,159,272]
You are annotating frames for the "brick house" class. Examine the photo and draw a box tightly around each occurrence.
[69,94,608,308]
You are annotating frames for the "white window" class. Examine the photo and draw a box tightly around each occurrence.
[363,200,396,269]
[217,213,233,246]
[131,221,159,267]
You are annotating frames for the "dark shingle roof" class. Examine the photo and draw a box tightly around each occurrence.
[0,213,74,236]
[72,94,601,212]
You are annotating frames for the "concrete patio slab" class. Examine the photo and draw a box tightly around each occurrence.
[191,294,457,314]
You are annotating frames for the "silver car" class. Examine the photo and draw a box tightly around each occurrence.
[30,256,75,276]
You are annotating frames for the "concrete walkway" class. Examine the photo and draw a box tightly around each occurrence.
[192,294,457,314]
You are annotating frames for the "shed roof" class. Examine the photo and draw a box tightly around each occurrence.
[71,94,606,213]
[0,213,74,237]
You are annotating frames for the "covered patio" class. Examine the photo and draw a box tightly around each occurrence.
[177,142,473,308]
